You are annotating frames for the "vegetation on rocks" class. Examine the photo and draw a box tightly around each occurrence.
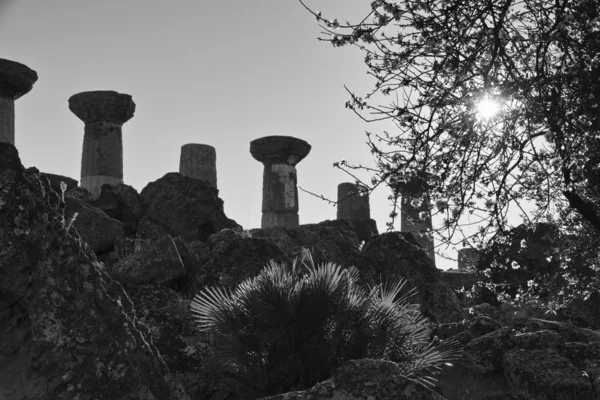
[189,248,461,399]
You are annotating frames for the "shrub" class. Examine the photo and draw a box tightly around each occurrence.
[189,248,461,398]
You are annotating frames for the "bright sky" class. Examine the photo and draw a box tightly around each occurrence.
[0,0,464,269]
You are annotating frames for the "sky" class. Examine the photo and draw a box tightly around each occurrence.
[0,0,466,270]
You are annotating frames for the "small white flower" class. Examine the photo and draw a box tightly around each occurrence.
[419,211,429,221]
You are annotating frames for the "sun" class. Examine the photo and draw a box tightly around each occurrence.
[476,97,501,119]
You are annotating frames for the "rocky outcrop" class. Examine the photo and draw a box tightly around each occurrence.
[140,172,240,241]
[504,349,595,399]
[39,172,78,194]
[250,219,378,284]
[136,214,169,240]
[258,359,446,400]
[361,232,464,323]
[63,195,125,252]
[0,143,189,399]
[91,183,142,236]
[110,235,186,286]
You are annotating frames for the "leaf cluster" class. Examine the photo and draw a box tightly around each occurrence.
[189,249,460,398]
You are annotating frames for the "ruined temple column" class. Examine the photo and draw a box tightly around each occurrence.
[396,173,436,263]
[250,136,311,229]
[179,143,217,189]
[458,247,480,271]
[337,182,370,220]
[0,58,38,145]
[69,91,136,199]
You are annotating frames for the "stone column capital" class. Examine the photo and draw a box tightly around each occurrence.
[250,135,311,166]
[0,58,38,100]
[69,91,135,125]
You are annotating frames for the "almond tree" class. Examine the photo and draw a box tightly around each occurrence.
[299,0,600,254]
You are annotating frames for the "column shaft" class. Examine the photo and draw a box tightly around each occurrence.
[0,97,15,145]
[261,163,298,228]
[179,144,217,189]
[80,121,123,197]
[337,182,370,220]
[400,192,435,263]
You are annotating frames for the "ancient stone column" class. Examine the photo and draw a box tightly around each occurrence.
[69,91,135,199]
[0,58,38,145]
[337,182,370,220]
[250,136,311,229]
[458,248,480,271]
[395,173,436,263]
[179,143,217,189]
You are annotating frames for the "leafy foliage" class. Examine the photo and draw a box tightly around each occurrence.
[189,249,461,398]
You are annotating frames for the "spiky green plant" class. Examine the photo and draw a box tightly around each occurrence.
[189,249,461,398]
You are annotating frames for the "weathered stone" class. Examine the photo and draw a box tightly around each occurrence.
[39,172,78,194]
[0,58,38,145]
[179,143,217,189]
[137,214,170,240]
[64,195,124,252]
[361,231,463,323]
[0,143,189,399]
[69,90,136,198]
[512,330,564,351]
[250,135,311,229]
[182,236,289,298]
[125,284,213,382]
[441,270,477,290]
[140,172,240,242]
[525,318,600,343]
[464,327,515,373]
[249,219,378,286]
[172,236,201,277]
[258,359,447,400]
[91,183,141,235]
[110,235,186,285]
[504,349,595,399]
[337,182,370,220]
[65,186,95,203]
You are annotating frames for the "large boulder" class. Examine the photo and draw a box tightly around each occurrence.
[181,234,289,298]
[504,349,595,399]
[361,232,464,323]
[39,172,78,194]
[63,193,125,253]
[0,143,189,399]
[91,183,143,236]
[140,172,240,241]
[109,235,186,286]
[137,214,170,240]
[464,327,516,374]
[258,359,446,400]
[125,284,213,388]
[249,219,378,285]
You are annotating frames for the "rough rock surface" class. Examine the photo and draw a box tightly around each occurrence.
[258,359,446,400]
[64,194,125,252]
[136,214,169,240]
[140,172,240,241]
[65,186,95,202]
[0,143,189,399]
[361,231,464,323]
[39,172,78,194]
[464,327,516,373]
[91,183,142,236]
[504,349,595,399]
[125,284,212,383]
[182,234,290,297]
[109,235,186,285]
[525,318,600,343]
[249,219,377,285]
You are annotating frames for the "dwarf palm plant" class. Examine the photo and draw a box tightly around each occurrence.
[190,248,461,398]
